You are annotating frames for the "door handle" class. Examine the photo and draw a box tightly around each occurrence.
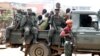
[96,34,100,35]
[79,32,85,34]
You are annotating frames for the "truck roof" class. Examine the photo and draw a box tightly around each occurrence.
[72,11,97,14]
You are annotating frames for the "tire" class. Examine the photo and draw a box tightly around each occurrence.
[64,41,72,56]
[29,42,51,56]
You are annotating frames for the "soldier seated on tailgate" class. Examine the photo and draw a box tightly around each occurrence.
[37,15,44,27]
[39,13,50,30]
[5,9,23,42]
[20,9,38,43]
[20,9,38,56]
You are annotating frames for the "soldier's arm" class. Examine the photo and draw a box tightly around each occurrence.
[20,16,26,27]
[60,30,70,37]
[48,16,54,29]
[32,16,38,28]
[61,17,66,23]
[61,17,66,27]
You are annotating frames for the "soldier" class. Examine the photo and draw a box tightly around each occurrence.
[54,2,66,17]
[42,9,47,20]
[64,8,71,21]
[20,11,27,51]
[6,9,23,42]
[37,15,43,25]
[20,9,38,43]
[20,9,38,56]
[48,8,66,46]
[14,9,24,29]
[49,11,54,19]
[39,13,50,30]
[60,19,73,56]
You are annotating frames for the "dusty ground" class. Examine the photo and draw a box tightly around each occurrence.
[0,46,95,56]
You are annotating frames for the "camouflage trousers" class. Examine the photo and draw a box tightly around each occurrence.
[23,26,38,44]
[48,27,63,45]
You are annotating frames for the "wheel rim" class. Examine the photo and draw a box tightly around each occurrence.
[35,47,44,56]
[29,43,51,56]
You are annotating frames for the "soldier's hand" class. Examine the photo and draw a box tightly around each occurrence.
[65,34,71,37]
[68,34,72,37]
[14,28,17,30]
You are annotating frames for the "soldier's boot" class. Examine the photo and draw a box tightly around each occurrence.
[33,34,38,43]
[20,40,25,51]
[6,30,10,42]
[32,27,38,43]
[48,34,53,46]
[20,46,23,51]
[48,37,51,46]
[48,28,55,46]
[25,44,30,56]
[61,38,65,46]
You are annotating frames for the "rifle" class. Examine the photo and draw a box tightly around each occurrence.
[14,15,21,30]
[15,21,20,30]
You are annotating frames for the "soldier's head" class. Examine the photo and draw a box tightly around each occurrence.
[45,13,49,18]
[56,2,61,9]
[22,11,27,15]
[50,11,54,15]
[42,9,47,15]
[31,12,36,16]
[66,19,73,28]
[55,9,60,15]
[17,9,22,14]
[66,8,71,13]
[38,15,42,21]
[27,9,32,14]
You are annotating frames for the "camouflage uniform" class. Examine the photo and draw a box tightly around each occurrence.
[20,12,38,44]
[48,14,66,45]
[6,10,23,41]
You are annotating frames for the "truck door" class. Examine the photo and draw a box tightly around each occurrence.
[76,28,100,50]
[76,14,100,50]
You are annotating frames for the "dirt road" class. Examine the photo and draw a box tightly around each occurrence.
[0,47,93,56]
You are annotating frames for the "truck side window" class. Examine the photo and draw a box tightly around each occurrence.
[80,14,92,27]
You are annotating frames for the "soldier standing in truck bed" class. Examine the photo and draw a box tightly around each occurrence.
[53,2,66,17]
[48,8,66,46]
[20,9,38,43]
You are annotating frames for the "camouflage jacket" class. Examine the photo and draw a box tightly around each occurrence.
[20,15,37,28]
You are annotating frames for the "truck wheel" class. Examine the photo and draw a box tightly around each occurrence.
[64,41,72,56]
[29,43,51,56]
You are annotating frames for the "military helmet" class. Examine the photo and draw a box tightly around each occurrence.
[56,2,61,9]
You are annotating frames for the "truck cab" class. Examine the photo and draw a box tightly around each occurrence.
[65,10,100,56]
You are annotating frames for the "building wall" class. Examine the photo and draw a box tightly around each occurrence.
[0,2,12,10]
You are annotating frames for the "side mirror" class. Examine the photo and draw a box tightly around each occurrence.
[97,10,100,19]
[92,21,98,30]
